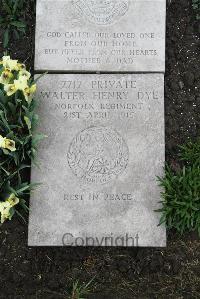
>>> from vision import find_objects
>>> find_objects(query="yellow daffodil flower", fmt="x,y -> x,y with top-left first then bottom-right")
23,84 -> 36,102
0,68 -> 13,85
4,138 -> 16,151
4,78 -> 29,96
14,77 -> 28,91
0,194 -> 19,223
19,70 -> 31,80
7,193 -> 20,207
2,56 -> 10,64
4,83 -> 17,96
2,56 -> 18,71
0,201 -> 11,223
17,63 -> 26,70
0,135 -> 16,151
30,84 -> 36,93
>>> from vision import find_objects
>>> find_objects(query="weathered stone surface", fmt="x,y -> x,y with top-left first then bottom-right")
28,74 -> 166,246
35,0 -> 166,72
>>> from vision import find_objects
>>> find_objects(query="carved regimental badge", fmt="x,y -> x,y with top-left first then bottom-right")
72,0 -> 129,25
67,126 -> 129,184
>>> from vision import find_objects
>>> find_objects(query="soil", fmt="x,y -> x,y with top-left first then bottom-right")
0,0 -> 200,298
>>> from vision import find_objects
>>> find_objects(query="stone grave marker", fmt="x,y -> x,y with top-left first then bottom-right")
29,0 -> 166,246
28,73 -> 166,246
35,0 -> 166,72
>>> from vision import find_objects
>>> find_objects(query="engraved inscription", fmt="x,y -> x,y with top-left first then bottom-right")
72,0 -> 129,25
67,126 -> 129,184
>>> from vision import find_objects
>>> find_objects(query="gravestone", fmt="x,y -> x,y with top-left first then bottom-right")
35,0 -> 166,72
28,73 -> 166,246
29,0 -> 166,246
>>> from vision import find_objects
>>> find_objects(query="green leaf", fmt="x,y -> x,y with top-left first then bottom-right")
3,28 -> 10,48
8,102 -> 16,114
13,29 -> 20,39
11,21 -> 26,28
13,0 -> 20,14
24,116 -> 32,130
2,0 -> 12,14
32,133 -> 46,146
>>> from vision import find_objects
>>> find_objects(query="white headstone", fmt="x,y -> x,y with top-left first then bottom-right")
28,73 -> 166,246
35,0 -> 166,72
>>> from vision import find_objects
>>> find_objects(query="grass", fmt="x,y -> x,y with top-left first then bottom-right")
67,278 -> 94,299
192,0 -> 200,19
179,139 -> 200,166
157,139 -> 200,235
